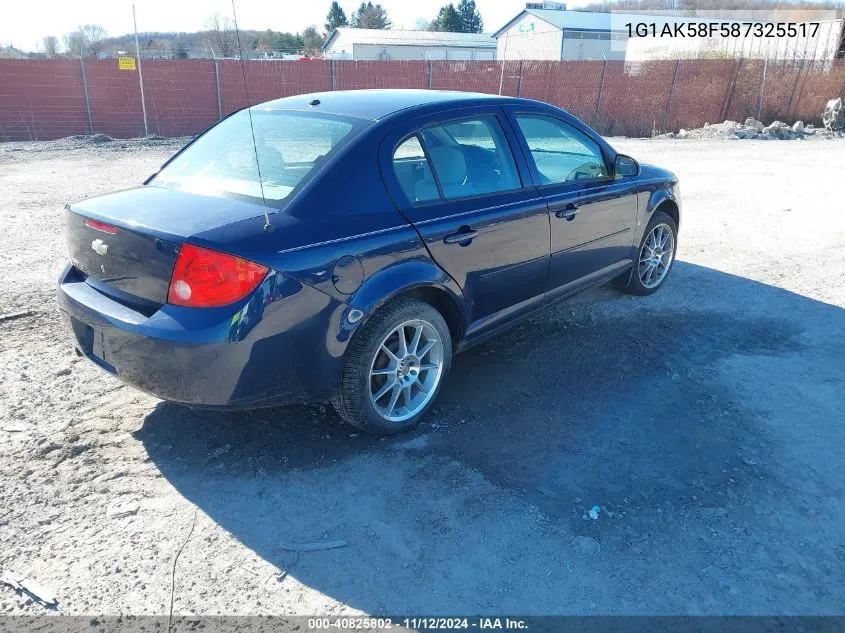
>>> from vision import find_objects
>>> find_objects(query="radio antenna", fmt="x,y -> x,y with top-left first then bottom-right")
231,0 -> 272,232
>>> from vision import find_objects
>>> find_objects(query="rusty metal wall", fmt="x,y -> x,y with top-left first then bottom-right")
1,58 -> 843,141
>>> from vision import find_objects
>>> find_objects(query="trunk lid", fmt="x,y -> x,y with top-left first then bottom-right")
66,186 -> 269,305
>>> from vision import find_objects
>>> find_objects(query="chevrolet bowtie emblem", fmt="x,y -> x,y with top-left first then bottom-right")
91,239 -> 109,256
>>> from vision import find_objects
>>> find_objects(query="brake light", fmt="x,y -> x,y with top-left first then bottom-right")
167,244 -> 269,308
85,218 -> 118,234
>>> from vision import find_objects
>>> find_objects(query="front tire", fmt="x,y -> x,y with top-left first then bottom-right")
615,211 -> 678,296
332,298 -> 452,435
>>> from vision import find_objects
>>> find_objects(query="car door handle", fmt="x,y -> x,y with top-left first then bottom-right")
554,203 -> 579,221
443,227 -> 479,245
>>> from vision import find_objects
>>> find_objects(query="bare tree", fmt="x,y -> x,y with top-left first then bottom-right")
43,36 -> 60,57
79,25 -> 107,57
63,31 -> 87,58
62,25 -> 107,58
204,13 -> 238,58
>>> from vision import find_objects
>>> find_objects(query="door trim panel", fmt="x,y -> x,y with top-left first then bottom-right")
464,290 -> 547,341
555,226 -> 632,255
460,259 -> 632,351
414,196 -> 546,226
545,259 -> 631,304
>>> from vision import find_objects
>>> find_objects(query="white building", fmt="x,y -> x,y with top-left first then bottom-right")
494,6 -> 633,61
322,28 -> 496,61
493,6 -> 725,61
494,4 -> 845,62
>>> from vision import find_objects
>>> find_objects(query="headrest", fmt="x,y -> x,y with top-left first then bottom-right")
414,179 -> 439,203
429,146 -> 466,185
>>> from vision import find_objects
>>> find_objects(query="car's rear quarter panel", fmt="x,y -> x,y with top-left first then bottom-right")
58,265 -> 357,408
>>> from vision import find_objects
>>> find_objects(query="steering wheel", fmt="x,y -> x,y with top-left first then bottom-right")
564,162 -> 603,182
256,144 -> 285,177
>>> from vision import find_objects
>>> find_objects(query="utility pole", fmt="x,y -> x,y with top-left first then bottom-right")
498,33 -> 509,96
133,5 -> 149,136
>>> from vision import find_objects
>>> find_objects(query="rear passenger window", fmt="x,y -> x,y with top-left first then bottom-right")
424,117 -> 521,199
393,135 -> 440,204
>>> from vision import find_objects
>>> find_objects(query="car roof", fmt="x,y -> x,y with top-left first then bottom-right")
256,89 -> 521,122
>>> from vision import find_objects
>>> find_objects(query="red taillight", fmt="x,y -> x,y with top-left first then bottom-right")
167,244 -> 269,308
85,218 -> 118,234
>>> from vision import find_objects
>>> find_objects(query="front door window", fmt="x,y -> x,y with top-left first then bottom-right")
515,114 -> 609,185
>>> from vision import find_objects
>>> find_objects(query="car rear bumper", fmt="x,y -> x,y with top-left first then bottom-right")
56,264 -> 362,408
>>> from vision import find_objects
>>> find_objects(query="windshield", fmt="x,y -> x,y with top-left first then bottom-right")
151,110 -> 362,204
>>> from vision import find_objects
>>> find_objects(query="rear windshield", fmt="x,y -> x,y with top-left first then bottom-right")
150,109 -> 362,204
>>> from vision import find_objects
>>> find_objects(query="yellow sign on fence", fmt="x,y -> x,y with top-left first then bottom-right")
118,57 -> 137,71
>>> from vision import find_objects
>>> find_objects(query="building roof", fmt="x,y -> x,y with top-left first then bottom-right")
259,89 -> 513,121
493,8 -> 728,37
323,28 -> 496,51
0,45 -> 28,59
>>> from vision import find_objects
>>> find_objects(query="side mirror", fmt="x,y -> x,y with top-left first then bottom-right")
615,154 -> 639,177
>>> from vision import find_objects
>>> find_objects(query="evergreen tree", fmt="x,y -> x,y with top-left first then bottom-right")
302,26 -> 324,56
456,0 -> 483,33
430,4 -> 461,32
325,2 -> 349,34
276,32 -> 305,54
350,2 -> 391,29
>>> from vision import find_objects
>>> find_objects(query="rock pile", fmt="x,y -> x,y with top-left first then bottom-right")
823,98 -> 843,132
659,118 -> 816,141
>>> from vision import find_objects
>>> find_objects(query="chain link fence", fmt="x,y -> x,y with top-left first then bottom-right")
1,57 -> 844,141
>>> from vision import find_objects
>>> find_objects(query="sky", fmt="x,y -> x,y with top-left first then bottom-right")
0,0 -> 585,52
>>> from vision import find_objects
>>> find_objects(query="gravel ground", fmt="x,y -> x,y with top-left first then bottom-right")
1,134 -> 844,617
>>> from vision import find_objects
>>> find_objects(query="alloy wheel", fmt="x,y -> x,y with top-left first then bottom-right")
639,223 -> 675,289
368,319 -> 444,423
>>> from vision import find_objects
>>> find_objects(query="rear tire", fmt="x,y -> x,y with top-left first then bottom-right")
615,211 -> 677,296
332,298 -> 452,435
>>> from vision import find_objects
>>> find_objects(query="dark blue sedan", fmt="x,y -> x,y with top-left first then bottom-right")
58,89 -> 680,435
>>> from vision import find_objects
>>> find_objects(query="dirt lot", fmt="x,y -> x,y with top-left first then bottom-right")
1,134 -> 844,617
